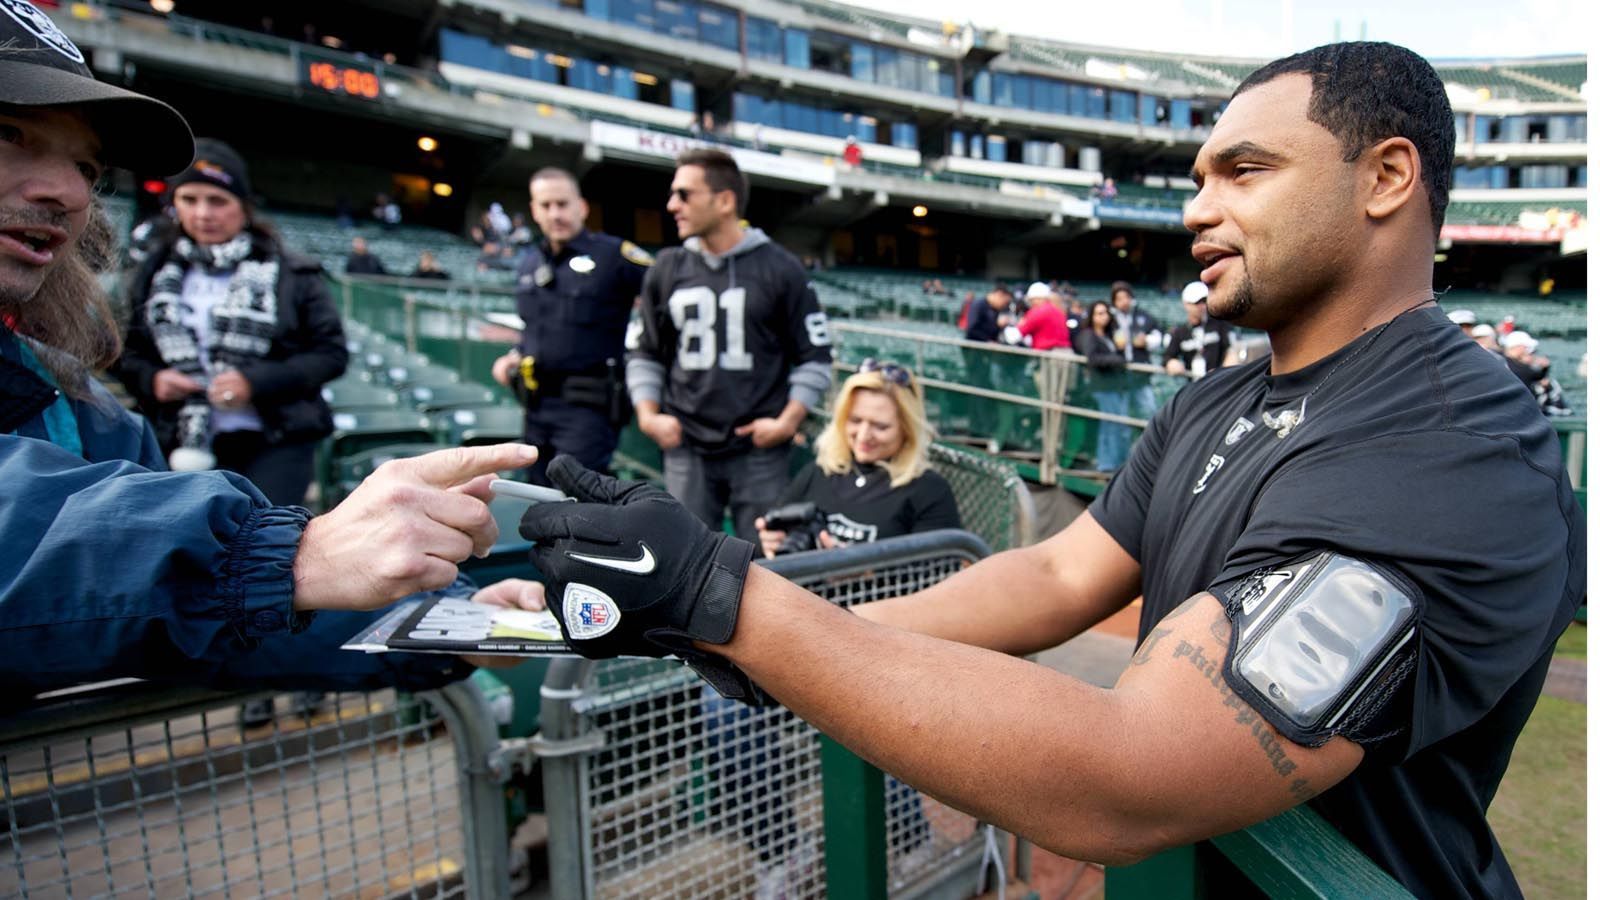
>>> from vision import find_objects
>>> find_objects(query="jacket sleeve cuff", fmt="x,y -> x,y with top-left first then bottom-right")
220,505 -> 316,640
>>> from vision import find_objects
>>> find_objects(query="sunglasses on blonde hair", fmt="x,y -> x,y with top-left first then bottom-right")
858,358 -> 911,386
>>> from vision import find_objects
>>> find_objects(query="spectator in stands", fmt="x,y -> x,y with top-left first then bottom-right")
1445,308 -> 1476,334
1095,176 -> 1118,200
1470,323 -> 1501,353
755,359 -> 960,557
0,2 -> 540,703
371,192 -> 401,229
628,148 -> 833,542
1498,314 -> 1516,337
1503,331 -> 1573,417
411,249 -> 450,280
962,286 -> 1020,453
117,139 -> 339,497
1073,300 -> 1132,471
512,44 -> 1583,899
492,167 -> 652,485
486,202 -> 513,242
1064,294 -> 1086,344
842,135 -> 864,168
476,241 -> 515,272
1109,280 -> 1161,450
1017,281 -> 1072,351
1164,281 -> 1234,377
343,235 -> 387,275
507,212 -> 533,247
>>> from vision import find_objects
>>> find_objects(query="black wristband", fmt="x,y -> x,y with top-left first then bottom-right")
687,536 -> 757,645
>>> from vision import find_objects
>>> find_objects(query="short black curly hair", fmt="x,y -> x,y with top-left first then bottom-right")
1235,42 -> 1455,235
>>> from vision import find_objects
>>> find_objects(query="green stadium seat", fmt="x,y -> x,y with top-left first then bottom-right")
404,382 -> 498,412
322,381 -> 400,411
326,442 -> 445,508
430,404 -> 526,446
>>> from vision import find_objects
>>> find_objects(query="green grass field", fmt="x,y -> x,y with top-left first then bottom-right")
1487,623 -> 1587,899
1555,621 -> 1586,659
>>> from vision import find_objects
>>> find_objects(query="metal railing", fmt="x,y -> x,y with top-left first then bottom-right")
330,277 -> 1587,505
831,320 -> 1190,486
1,680 -> 511,898
534,529 -> 1011,899
927,443 -> 1037,550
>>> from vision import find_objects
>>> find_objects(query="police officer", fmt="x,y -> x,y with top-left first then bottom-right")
491,168 -> 652,485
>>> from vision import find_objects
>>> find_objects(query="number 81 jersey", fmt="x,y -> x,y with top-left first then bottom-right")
627,231 -> 833,452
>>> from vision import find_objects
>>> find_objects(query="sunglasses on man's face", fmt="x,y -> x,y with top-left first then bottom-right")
670,187 -> 698,203
858,358 -> 911,386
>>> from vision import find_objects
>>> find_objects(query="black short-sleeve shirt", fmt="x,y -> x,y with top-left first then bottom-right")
1089,306 -> 1585,898
780,463 -> 961,543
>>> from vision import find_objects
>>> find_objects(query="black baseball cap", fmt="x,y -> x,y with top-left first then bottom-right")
0,0 -> 193,174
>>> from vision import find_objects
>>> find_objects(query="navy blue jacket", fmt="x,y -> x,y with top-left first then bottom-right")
516,229 -> 650,375
1,325 -> 467,704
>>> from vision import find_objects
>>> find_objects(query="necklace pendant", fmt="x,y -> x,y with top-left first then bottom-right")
855,475 -> 867,487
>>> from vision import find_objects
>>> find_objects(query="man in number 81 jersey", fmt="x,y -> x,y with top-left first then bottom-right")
627,149 -> 833,541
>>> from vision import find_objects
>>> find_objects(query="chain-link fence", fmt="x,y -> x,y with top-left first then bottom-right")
927,443 -> 1037,551
1,681 -> 509,899
537,529 -> 1005,900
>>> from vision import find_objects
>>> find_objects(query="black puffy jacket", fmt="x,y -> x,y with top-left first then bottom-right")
115,235 -> 347,452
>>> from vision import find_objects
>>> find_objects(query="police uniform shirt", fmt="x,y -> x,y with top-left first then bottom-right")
1089,305 -> 1584,898
516,230 -> 651,375
777,464 -> 961,544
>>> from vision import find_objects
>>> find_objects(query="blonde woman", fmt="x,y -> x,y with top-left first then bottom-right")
756,359 -> 960,558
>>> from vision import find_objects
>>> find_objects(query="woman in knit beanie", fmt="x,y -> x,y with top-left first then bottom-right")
114,138 -> 347,503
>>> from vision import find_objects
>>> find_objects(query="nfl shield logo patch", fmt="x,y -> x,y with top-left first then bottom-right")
563,583 -> 621,639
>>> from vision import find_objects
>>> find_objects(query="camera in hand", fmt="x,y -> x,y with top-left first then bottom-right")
762,501 -> 831,555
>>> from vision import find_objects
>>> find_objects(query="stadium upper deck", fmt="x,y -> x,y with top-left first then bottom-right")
48,0 -> 1587,282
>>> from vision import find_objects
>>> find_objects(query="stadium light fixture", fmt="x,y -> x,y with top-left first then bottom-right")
546,53 -> 573,68
433,183 -> 454,197
633,72 -> 659,86
507,45 -> 537,60
417,136 -> 439,152
912,205 -> 929,218
149,0 -> 175,12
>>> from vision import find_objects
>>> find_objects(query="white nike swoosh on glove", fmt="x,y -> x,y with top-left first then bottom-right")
566,543 -> 657,575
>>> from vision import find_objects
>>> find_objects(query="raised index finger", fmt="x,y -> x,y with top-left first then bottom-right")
402,443 -> 539,488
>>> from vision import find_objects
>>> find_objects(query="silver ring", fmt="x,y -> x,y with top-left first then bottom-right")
223,391 -> 236,402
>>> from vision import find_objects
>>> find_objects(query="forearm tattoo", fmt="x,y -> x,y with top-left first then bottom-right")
1129,599 -> 1318,803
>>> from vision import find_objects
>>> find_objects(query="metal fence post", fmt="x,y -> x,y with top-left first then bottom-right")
536,658 -> 600,900
821,736 -> 889,900
422,680 -> 513,900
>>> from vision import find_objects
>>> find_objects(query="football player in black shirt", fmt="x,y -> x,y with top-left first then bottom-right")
522,43 -> 1582,898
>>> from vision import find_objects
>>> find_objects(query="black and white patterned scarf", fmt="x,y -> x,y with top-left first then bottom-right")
145,233 -> 279,469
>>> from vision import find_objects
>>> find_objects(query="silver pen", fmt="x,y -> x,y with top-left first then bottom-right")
489,479 -> 574,505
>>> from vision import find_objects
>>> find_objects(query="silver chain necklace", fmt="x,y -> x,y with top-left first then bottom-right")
1261,297 -> 1435,439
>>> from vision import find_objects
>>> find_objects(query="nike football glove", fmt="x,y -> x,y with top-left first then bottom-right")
519,455 -> 766,703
